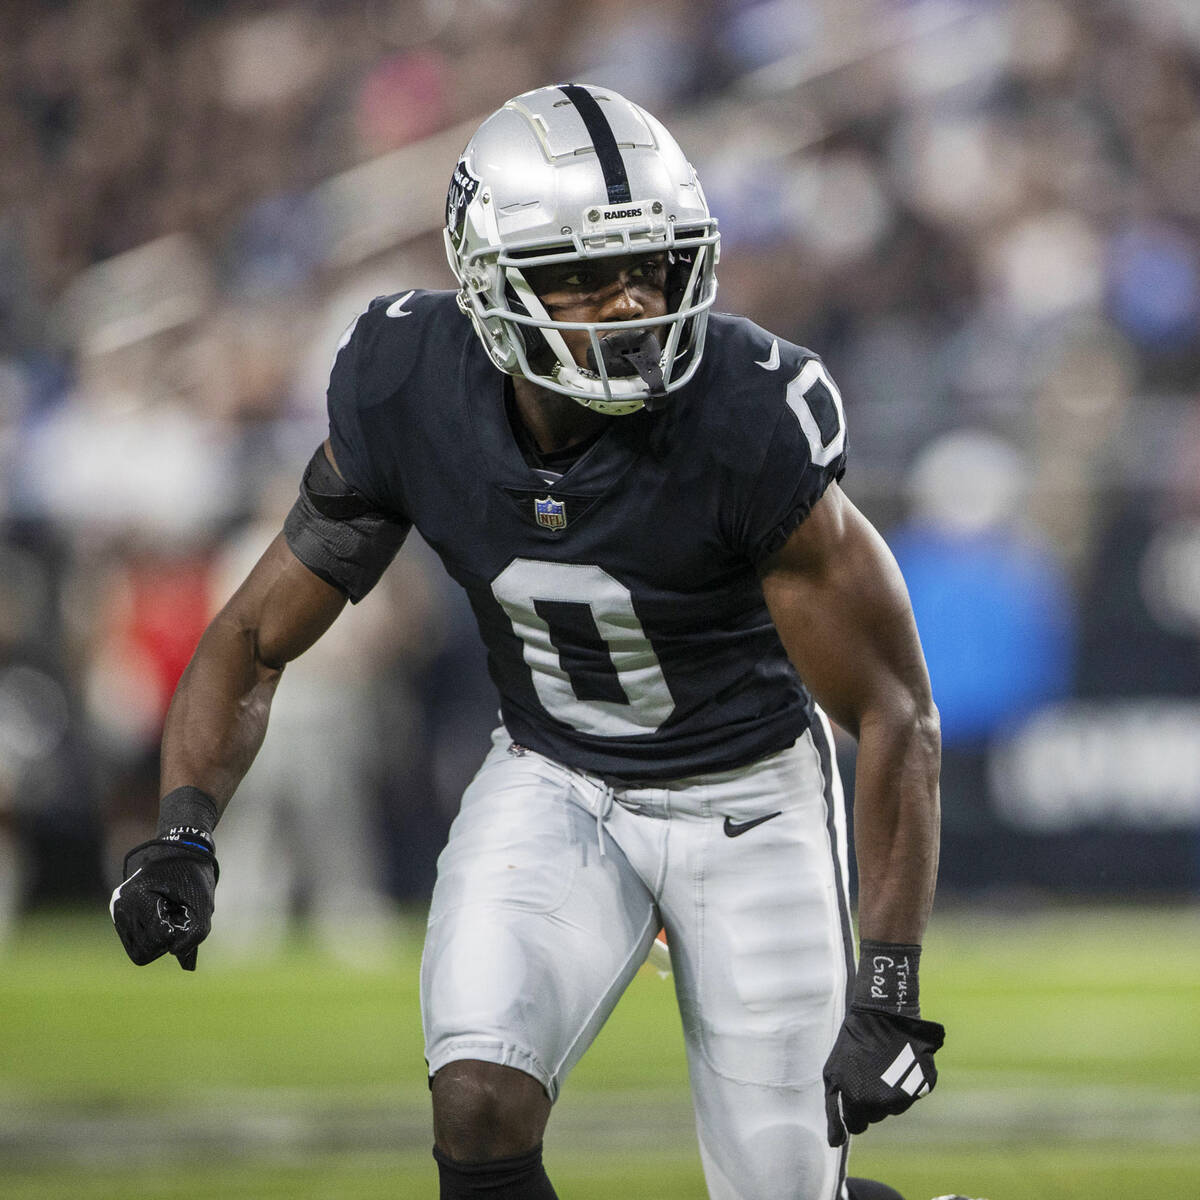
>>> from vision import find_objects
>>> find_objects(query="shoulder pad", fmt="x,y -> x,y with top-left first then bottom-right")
329,288 -> 464,413
703,312 -> 820,394
693,313 -> 842,457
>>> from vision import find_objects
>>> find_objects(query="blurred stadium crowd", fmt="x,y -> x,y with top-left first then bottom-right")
1,0 -> 1199,947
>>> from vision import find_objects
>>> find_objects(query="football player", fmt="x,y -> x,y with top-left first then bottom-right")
112,84 -> 948,1200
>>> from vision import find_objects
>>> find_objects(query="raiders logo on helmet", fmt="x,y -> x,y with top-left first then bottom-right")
446,160 -> 481,252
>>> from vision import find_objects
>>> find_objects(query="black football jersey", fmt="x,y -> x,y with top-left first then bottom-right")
321,289 -> 847,780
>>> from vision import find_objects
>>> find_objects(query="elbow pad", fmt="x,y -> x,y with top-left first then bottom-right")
283,446 -> 410,603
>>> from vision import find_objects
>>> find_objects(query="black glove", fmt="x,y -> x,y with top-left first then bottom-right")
110,787 -> 220,971
823,940 -> 945,1146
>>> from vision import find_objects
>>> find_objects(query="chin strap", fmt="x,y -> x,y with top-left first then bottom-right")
588,330 -> 668,409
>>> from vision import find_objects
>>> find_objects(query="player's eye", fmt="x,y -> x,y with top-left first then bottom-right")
628,257 -> 666,282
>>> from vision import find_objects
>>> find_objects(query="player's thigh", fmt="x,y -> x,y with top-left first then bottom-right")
665,730 -> 851,1197
668,730 -> 850,1087
421,740 -> 657,1099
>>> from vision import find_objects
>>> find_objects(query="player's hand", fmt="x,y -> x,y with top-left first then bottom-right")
109,836 -> 218,971
823,1006 -> 945,1146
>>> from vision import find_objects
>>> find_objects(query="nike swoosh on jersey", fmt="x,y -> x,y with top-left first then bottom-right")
722,811 -> 783,837
109,867 -> 143,920
386,290 -> 417,318
755,339 -> 780,370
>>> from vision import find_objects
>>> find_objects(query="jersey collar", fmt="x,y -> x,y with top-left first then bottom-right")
462,335 -> 653,496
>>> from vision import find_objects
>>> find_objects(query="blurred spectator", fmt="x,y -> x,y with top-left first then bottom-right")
354,48 -> 449,154
563,0 -> 710,110
1024,316 -> 1137,576
887,430 -> 1076,746
1077,406 -> 1200,699
76,541 -> 217,883
0,539 -> 82,941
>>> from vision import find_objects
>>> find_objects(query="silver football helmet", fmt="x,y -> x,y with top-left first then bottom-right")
444,83 -> 720,415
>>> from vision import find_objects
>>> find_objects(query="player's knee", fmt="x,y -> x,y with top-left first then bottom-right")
431,1060 -> 551,1161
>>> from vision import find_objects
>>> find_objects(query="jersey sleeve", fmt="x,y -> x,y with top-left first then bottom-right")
326,295 -> 402,513
734,354 -> 848,565
284,296 -> 417,602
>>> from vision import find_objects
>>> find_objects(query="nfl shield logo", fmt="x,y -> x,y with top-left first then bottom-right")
534,495 -> 567,530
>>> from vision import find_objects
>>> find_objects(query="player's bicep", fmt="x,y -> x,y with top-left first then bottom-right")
217,532 -> 348,670
759,483 -> 932,737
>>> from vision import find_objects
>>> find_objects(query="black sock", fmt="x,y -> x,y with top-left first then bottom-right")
846,1178 -> 906,1200
433,1144 -> 558,1199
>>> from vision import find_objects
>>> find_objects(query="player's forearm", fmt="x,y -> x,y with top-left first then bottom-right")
159,610 -> 284,812
850,698 -> 941,945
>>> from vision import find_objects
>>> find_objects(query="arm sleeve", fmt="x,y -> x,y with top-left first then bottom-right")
283,445 -> 410,604
735,355 -> 848,565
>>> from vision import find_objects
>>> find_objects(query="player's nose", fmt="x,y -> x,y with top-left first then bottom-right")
599,276 -> 644,319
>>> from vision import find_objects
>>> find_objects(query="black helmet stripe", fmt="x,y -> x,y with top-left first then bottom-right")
558,84 -> 632,205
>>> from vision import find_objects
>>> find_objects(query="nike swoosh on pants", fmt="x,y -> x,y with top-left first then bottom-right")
722,811 -> 783,837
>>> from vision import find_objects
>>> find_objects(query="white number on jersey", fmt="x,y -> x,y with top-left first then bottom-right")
491,559 -> 676,737
786,359 -> 846,467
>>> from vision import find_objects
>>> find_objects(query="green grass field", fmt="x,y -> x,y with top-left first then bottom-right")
1,904 -> 1197,1199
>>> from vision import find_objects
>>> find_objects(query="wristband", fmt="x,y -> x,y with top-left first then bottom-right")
853,939 -> 922,1016
156,786 -> 219,852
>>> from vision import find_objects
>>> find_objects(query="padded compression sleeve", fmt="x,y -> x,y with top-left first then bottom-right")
283,445 -> 411,603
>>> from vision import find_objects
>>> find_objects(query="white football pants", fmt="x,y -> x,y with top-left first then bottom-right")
421,713 -> 854,1199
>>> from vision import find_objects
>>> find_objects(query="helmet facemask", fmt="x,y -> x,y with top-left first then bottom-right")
452,227 -> 718,416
